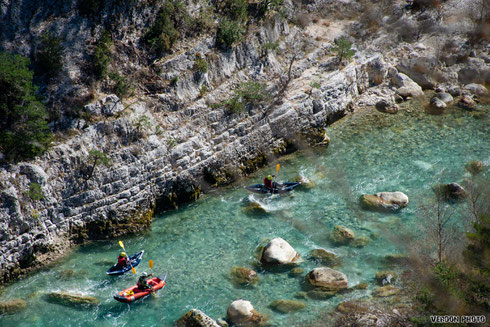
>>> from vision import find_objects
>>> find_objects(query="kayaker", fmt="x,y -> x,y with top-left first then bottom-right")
264,175 -> 275,190
117,252 -> 129,268
137,272 -> 153,290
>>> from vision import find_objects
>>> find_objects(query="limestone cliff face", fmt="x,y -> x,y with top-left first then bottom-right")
1,0 -> 489,285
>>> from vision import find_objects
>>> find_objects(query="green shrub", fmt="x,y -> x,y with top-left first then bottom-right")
224,81 -> 269,114
310,81 -> 321,89
199,84 -> 208,97
169,76 -> 179,87
92,31 -> 112,79
143,0 -> 190,55
78,0 -> 106,17
216,18 -> 244,49
331,37 -> 355,64
224,95 -> 245,114
35,32 -> 63,79
222,0 -> 248,22
109,72 -> 132,98
84,149 -> 110,180
237,81 -> 269,105
0,52 -> 52,162
193,54 -> 208,73
27,182 -> 44,201
191,5 -> 215,35
257,0 -> 285,18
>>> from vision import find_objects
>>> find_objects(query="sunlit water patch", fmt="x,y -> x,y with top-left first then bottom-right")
1,102 -> 488,326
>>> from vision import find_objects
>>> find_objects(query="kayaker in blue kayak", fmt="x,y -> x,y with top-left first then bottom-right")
264,175 -> 277,191
137,272 -> 153,290
117,252 -> 129,268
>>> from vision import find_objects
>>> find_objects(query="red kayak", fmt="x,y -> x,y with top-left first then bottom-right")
114,274 -> 167,303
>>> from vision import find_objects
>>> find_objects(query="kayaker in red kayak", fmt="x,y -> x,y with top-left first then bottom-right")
137,272 -> 153,290
117,252 -> 129,268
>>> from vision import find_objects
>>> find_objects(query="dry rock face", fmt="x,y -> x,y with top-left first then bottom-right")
361,192 -> 409,211
261,237 -> 300,264
307,267 -> 348,292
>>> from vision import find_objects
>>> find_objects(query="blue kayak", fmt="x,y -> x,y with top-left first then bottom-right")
245,182 -> 301,194
106,250 -> 144,275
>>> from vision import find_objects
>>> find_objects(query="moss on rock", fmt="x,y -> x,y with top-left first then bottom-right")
331,226 -> 355,245
48,291 -> 99,307
230,267 -> 259,285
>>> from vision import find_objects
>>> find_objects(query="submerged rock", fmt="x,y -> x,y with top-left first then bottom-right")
289,267 -> 305,277
331,226 -> 355,245
269,299 -> 306,313
230,267 -> 259,285
337,300 -> 370,314
353,283 -> 368,290
434,183 -> 467,201
57,269 -> 75,280
309,248 -> 340,265
261,238 -> 300,265
373,285 -> 401,297
226,300 -> 264,326
375,271 -> 397,285
307,267 -> 348,292
176,309 -> 220,327
351,236 -> 370,248
307,289 -> 336,300
48,291 -> 99,307
361,192 -> 409,211
466,160 -> 485,175
384,254 -> 410,265
242,202 -> 267,215
0,299 -> 27,314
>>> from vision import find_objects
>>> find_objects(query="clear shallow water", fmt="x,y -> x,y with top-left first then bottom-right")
1,102 -> 488,326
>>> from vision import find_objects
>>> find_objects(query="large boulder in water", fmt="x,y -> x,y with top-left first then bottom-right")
242,201 -> 267,215
361,192 -> 409,211
176,309 -> 221,327
434,183 -> 466,201
392,72 -> 424,98
307,267 -> 348,292
226,300 -> 264,326
0,299 -> 27,314
230,267 -> 259,286
48,291 -> 99,307
261,238 -> 300,265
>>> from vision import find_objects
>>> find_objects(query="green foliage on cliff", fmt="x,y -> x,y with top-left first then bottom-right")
27,182 -> 44,201
331,37 -> 355,64
34,32 -> 63,79
216,18 -> 244,49
143,0 -> 188,55
78,0 -> 106,17
92,31 -> 112,80
0,52 -> 52,162
109,72 -> 132,98
224,81 -> 269,114
193,54 -> 208,73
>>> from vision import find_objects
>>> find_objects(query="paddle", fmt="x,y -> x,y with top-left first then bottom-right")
118,240 -> 136,274
273,163 -> 280,192
149,260 -> 156,296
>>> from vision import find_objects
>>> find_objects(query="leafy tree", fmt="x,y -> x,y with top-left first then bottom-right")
92,31 -> 112,79
84,149 -> 110,181
216,18 -> 244,49
331,37 -> 355,65
0,52 -> 52,162
35,32 -> 63,79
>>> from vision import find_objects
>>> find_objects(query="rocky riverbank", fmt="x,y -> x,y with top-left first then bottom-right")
1,0 -> 489,287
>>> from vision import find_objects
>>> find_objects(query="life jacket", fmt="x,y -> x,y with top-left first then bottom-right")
118,256 -> 128,266
264,177 -> 273,189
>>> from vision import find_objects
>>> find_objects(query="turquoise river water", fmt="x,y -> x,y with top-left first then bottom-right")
0,100 -> 488,326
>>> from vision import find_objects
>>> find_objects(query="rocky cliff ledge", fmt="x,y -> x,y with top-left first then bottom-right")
1,0 -> 488,285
